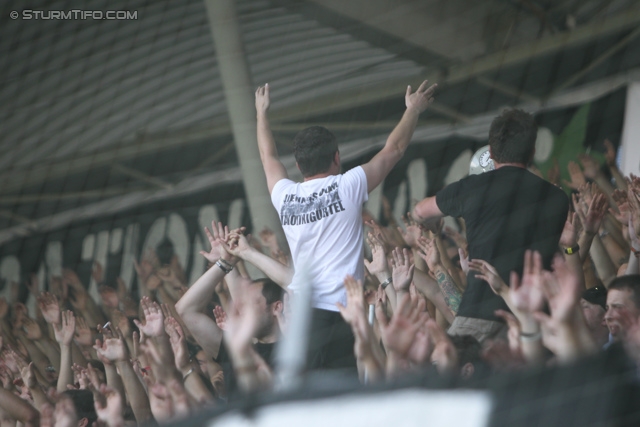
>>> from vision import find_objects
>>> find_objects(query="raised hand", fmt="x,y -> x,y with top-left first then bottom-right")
559,212 -> 579,248
578,153 -> 601,180
94,384 -> 125,427
74,316 -> 93,347
54,310 -> 76,346
580,192 -> 608,235
531,255 -> 595,360
255,84 -> 271,114
133,257 -> 155,284
213,306 -> 227,331
223,278 -> 259,355
19,361 -> 37,389
62,268 -> 83,293
364,233 -> 389,276
547,159 -> 560,186
509,250 -> 545,315
405,80 -> 437,113
259,227 -> 280,254
94,331 -> 129,363
399,213 -> 423,248
133,297 -> 165,338
563,161 -> 586,190
494,309 -> 522,355
391,248 -> 414,293
37,292 -> 61,325
443,225 -> 469,253
219,230 -> 251,259
336,275 -> 366,325
468,258 -> 507,296
378,294 -> 428,358
22,317 -> 42,340
416,236 -> 440,272
200,221 -> 240,264
164,317 -> 190,372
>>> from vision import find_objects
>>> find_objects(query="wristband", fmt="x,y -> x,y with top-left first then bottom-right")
632,247 -> 640,258
380,277 -> 392,289
216,260 -> 233,274
564,244 -> 580,255
182,368 -> 194,380
218,258 -> 234,268
519,331 -> 542,341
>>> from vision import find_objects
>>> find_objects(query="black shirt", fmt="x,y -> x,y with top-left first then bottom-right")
436,166 -> 569,321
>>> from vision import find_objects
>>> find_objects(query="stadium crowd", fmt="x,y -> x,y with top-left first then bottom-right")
1,80 -> 640,427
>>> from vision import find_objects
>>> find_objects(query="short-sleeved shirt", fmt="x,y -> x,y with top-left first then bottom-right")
271,166 -> 369,311
436,166 -> 569,321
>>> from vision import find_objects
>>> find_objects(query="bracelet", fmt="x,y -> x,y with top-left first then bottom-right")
564,244 -> 580,255
599,230 -> 609,239
380,277 -> 392,289
218,258 -> 233,268
519,331 -> 542,341
631,247 -> 640,258
182,368 -> 194,380
215,260 -> 233,274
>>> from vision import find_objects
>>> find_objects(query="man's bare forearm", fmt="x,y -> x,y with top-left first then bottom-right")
257,112 -> 278,161
238,247 -> 293,289
589,235 -> 617,283
385,107 -> 421,156
116,360 -> 152,423
433,265 -> 461,314
412,268 -> 455,323
175,264 -> 225,315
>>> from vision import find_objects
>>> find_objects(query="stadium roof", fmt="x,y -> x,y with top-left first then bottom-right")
1,0 -> 640,244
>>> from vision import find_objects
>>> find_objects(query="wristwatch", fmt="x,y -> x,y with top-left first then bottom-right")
564,244 -> 580,255
380,277 -> 393,289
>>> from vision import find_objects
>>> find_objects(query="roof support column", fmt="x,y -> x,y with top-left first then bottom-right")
204,0 -> 285,243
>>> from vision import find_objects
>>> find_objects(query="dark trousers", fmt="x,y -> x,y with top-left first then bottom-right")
307,308 -> 357,370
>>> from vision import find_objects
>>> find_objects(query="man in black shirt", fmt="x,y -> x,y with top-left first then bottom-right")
413,109 -> 569,341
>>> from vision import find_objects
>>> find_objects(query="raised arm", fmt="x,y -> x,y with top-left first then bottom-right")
361,80 -> 437,193
224,232 -> 293,289
175,222 -> 230,359
256,84 -> 288,193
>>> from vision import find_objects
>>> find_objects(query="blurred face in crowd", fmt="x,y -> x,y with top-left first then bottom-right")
580,299 -> 609,347
54,396 -> 85,427
605,288 -> 640,340
249,281 -> 283,341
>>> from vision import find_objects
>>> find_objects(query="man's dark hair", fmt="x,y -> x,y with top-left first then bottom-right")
61,389 -> 98,425
256,278 -> 284,305
450,334 -> 482,366
608,275 -> 640,309
293,126 -> 338,177
488,109 -> 537,165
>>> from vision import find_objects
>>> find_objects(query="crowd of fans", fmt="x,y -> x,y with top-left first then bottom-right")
1,126 -> 640,424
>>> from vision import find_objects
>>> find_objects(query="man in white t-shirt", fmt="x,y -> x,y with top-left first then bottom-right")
255,81 -> 437,369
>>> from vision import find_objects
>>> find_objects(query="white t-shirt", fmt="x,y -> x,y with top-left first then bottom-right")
271,166 -> 369,311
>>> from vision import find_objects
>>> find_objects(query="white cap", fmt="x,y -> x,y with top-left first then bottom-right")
469,145 -> 495,175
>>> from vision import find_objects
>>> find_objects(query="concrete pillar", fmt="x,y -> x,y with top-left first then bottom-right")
204,0 -> 285,244
620,82 -> 640,177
